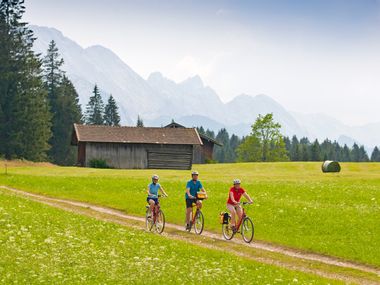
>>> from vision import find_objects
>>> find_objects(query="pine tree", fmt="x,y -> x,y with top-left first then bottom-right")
290,135 -> 300,161
351,143 -> 360,162
104,95 -> 120,126
43,40 -> 64,104
310,139 -> 321,161
136,115 -> 144,127
85,84 -> 104,125
42,40 -> 82,164
213,128 -> 234,162
205,129 -> 215,139
49,76 -> 82,165
358,145 -> 369,162
371,146 -> 380,162
342,144 -> 351,162
0,0 -> 51,160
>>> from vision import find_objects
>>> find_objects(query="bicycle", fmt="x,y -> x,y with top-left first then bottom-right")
145,194 -> 166,234
186,193 -> 206,234
222,202 -> 254,243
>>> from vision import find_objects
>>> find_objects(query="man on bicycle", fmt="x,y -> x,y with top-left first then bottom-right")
227,179 -> 253,233
147,174 -> 168,216
185,171 -> 207,230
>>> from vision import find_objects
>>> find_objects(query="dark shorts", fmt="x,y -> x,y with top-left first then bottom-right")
186,198 -> 199,208
147,197 -> 159,205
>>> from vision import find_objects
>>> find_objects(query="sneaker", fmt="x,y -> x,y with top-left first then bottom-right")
231,226 -> 237,233
185,224 -> 190,230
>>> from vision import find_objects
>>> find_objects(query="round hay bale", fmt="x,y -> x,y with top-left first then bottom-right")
322,160 -> 341,173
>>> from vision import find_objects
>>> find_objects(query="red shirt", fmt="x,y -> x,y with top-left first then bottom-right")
227,187 -> 246,205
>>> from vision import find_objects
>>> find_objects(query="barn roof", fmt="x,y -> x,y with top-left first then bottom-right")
72,124 -> 203,145
164,122 -> 222,146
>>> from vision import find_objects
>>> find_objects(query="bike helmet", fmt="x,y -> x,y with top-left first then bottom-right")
152,174 -> 159,180
191,171 -> 199,176
233,178 -> 241,185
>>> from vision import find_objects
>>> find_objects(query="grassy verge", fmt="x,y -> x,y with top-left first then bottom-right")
1,162 -> 379,267
0,190 -> 337,284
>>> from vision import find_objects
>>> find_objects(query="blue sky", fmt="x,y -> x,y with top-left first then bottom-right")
24,0 -> 380,125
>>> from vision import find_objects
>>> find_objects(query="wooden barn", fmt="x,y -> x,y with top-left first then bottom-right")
165,122 -> 222,163
71,124 -> 203,169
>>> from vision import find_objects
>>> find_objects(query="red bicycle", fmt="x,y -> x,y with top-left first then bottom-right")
222,202 -> 254,243
145,195 -> 166,234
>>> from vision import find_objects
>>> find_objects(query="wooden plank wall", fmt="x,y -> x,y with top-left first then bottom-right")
84,142 -> 193,169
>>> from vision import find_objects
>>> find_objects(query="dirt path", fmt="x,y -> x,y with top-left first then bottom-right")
1,185 -> 379,284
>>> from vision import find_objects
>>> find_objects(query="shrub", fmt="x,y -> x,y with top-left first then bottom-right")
89,158 -> 110,169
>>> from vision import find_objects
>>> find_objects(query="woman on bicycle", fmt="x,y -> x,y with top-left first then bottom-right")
227,179 -> 253,232
147,174 -> 168,216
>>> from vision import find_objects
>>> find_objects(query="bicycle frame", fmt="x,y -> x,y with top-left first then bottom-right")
232,203 -> 249,231
148,195 -> 164,223
191,200 -> 201,224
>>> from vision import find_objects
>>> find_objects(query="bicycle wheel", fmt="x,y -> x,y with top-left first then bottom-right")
241,217 -> 254,243
145,209 -> 154,231
194,210 -> 204,235
155,210 -> 165,234
222,216 -> 234,240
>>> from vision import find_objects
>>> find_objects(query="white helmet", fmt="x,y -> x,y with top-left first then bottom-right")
191,171 -> 199,176
152,174 -> 159,180
233,179 -> 241,185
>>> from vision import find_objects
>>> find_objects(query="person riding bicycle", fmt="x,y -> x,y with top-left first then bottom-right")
147,174 -> 168,216
185,171 -> 207,230
227,179 -> 253,233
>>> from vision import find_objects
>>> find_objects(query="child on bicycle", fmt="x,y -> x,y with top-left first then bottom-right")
185,171 -> 207,230
227,179 -> 253,232
147,174 -> 168,216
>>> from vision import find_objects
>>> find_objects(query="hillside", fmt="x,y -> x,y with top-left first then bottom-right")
31,25 -> 380,148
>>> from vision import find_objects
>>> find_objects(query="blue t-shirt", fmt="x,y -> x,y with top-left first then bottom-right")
148,183 -> 161,198
185,180 -> 203,199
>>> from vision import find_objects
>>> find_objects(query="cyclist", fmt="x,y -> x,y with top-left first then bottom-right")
185,171 -> 207,230
227,179 -> 253,233
147,174 -> 168,216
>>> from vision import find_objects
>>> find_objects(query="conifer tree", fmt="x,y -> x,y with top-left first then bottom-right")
371,146 -> 380,162
50,76 -> 82,165
358,145 -> 369,162
85,84 -> 104,125
43,40 -> 64,104
104,95 -> 120,126
136,115 -> 144,127
310,139 -> 321,161
351,143 -> 360,162
42,41 -> 82,164
213,128 -> 235,162
0,0 -> 51,160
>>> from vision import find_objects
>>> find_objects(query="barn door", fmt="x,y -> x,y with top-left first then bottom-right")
147,150 -> 192,170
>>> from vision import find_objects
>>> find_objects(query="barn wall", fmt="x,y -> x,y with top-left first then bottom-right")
202,140 -> 215,161
84,142 -> 193,169
77,142 -> 86,166
193,139 -> 215,164
193,145 -> 204,164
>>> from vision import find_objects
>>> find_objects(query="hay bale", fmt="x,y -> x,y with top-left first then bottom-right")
322,160 -> 341,173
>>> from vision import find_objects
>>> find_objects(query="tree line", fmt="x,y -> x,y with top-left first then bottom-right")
0,0 -> 122,165
197,114 -> 380,163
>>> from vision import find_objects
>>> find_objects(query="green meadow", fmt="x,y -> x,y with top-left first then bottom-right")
1,162 -> 379,267
0,189 -> 337,284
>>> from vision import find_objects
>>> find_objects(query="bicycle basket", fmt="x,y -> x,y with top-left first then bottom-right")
223,212 -> 230,224
196,192 -> 207,200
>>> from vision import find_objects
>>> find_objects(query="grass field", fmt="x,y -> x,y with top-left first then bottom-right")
1,161 -> 379,267
0,189 -> 337,284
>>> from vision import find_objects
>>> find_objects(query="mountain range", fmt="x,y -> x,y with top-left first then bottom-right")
31,25 -> 380,150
